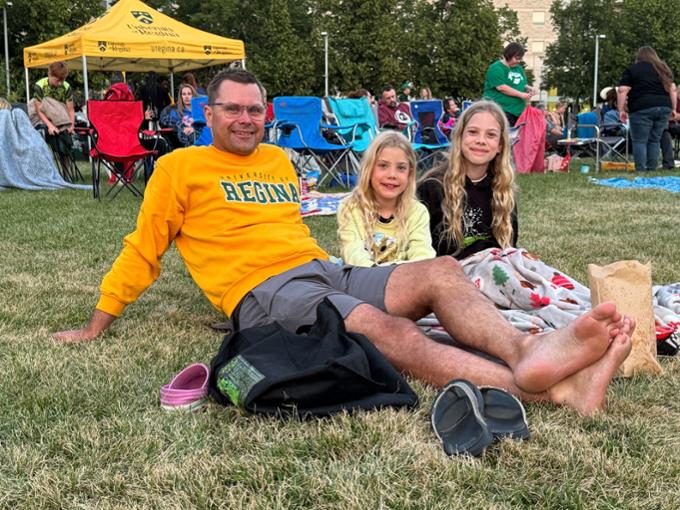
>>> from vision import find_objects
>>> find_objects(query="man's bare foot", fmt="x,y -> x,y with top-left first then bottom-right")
513,302 -> 630,393
548,322 -> 633,415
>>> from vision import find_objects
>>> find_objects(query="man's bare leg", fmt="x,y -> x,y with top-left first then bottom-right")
382,257 -> 630,393
345,303 -> 532,393
344,304 -> 633,415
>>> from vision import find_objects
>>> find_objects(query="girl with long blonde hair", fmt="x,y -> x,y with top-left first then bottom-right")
418,100 -> 517,259
337,131 -> 436,266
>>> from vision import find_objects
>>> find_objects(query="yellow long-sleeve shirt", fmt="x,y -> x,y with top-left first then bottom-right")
337,199 -> 436,267
96,144 -> 328,318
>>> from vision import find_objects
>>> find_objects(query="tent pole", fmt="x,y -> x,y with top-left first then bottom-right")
82,55 -> 89,103
82,55 -> 92,166
241,59 -> 246,70
24,67 -> 29,102
170,72 -> 174,97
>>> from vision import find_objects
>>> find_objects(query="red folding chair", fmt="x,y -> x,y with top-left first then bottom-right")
87,100 -> 157,199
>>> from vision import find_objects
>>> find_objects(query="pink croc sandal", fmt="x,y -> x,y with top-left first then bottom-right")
160,363 -> 210,412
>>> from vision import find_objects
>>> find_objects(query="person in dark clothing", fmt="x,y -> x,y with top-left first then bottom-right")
418,100 -> 517,259
617,46 -> 677,171
135,71 -> 171,125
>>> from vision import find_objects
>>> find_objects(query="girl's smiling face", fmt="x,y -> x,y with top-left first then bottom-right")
370,146 -> 411,207
461,111 -> 502,174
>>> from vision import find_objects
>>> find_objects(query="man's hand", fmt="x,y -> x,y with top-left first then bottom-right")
53,310 -> 117,343
67,123 -> 76,134
47,123 -> 60,136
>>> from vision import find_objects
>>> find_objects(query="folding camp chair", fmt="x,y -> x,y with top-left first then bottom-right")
558,112 -> 602,170
190,96 -> 213,146
86,100 -> 157,200
33,122 -> 84,183
593,108 -> 629,164
325,97 -> 378,155
46,131 -> 84,182
273,96 -> 357,187
409,100 -> 450,169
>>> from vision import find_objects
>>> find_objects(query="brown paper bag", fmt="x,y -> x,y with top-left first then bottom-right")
588,260 -> 662,377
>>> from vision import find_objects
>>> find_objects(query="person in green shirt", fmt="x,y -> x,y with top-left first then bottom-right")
483,42 -> 537,126
32,61 -> 75,135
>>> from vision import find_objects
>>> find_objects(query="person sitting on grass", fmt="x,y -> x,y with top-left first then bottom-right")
418,101 -> 517,259
54,68 -> 634,416
416,100 -> 598,336
337,131 -> 436,266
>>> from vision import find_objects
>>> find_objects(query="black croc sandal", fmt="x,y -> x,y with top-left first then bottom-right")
479,386 -> 530,441
431,379 -> 493,457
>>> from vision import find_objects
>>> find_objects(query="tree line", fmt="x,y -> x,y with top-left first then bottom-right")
543,0 -> 680,105
4,0 -> 678,104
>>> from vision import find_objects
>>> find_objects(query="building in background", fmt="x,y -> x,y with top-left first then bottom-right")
493,0 -> 557,102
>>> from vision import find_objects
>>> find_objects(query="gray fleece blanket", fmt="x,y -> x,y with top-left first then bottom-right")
0,109 -> 90,191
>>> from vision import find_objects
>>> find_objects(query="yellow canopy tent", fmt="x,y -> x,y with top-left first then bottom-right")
22,0 -> 246,101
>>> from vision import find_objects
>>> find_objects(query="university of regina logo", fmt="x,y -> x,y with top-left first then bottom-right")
131,10 -> 153,24
203,45 -> 212,55
98,41 -> 107,52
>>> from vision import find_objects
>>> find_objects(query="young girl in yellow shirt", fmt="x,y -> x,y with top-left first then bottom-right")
337,131 -> 435,266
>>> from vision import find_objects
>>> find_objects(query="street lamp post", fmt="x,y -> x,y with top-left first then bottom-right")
593,34 -> 606,109
3,1 -> 12,97
321,31 -> 328,97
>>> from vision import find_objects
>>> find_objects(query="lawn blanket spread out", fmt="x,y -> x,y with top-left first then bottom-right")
592,176 -> 680,193
417,247 -> 680,345
0,109 -> 90,191
300,191 -> 350,217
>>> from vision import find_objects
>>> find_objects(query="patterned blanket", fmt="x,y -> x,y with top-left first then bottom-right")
300,191 -> 350,217
0,109 -> 90,191
419,247 -> 680,341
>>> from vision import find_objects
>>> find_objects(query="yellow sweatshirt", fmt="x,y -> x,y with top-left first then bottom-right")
337,199 -> 436,267
96,144 -> 328,318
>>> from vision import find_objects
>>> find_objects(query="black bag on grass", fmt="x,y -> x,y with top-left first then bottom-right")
208,299 -> 418,417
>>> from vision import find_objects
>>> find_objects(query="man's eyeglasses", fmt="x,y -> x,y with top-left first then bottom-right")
209,102 -> 267,119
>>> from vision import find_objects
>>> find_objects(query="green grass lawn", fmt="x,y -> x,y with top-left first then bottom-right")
1,166 -> 680,509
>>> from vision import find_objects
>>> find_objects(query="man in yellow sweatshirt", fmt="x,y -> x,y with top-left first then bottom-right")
54,69 -> 635,415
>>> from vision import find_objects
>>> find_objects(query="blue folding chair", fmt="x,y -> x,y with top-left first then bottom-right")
325,97 -> 378,155
409,100 -> 450,169
190,96 -> 212,146
273,96 -> 357,186
558,111 -> 604,170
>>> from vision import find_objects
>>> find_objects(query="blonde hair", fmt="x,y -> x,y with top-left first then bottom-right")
0,98 -> 11,110
341,131 -> 417,247
420,100 -> 516,255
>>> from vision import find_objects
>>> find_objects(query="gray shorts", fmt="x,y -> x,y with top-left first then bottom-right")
236,259 -> 396,332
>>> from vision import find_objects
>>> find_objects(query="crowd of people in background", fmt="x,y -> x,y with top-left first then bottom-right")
7,40 -> 680,177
